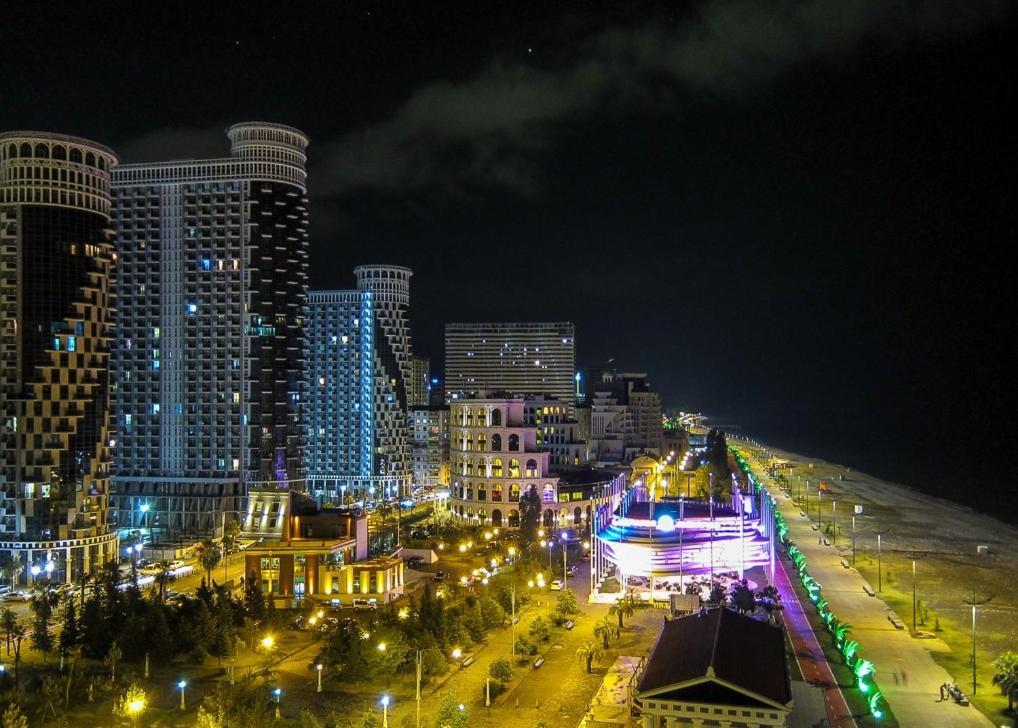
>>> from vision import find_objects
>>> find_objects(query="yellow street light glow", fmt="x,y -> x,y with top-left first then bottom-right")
538,529 -> 545,537
261,635 -> 275,650
490,558 -> 498,568
507,546 -> 517,556
377,642 -> 387,652
308,616 -> 318,626
452,648 -> 462,659
317,610 -> 324,618
127,698 -> 146,715
527,580 -> 535,588
481,578 -> 489,585
438,543 -> 445,550
460,576 -> 468,585
458,544 -> 467,553
398,607 -> 410,619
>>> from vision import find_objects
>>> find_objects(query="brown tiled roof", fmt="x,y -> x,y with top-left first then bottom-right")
637,607 -> 791,706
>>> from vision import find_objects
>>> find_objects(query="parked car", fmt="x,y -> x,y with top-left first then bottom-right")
405,556 -> 425,568
352,598 -> 378,611
550,580 -> 563,591
433,571 -> 447,581
1,591 -> 31,602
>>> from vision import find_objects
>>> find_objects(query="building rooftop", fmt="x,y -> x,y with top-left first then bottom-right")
637,607 -> 791,708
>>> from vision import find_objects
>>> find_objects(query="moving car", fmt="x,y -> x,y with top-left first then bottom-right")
550,580 -> 563,591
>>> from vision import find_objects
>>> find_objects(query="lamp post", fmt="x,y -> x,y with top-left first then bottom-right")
380,694 -> 390,728
963,592 -> 992,695
851,515 -> 856,566
316,663 -> 323,693
875,531 -> 889,592
177,680 -> 187,711
912,558 -> 917,632
273,688 -> 282,720
831,500 -> 837,545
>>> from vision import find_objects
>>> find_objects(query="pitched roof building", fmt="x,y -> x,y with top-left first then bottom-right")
634,607 -> 793,727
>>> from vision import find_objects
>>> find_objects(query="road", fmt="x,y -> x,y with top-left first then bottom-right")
737,445 -> 992,728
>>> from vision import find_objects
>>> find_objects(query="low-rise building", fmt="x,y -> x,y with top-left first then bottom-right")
634,607 -> 793,727
240,490 -> 404,605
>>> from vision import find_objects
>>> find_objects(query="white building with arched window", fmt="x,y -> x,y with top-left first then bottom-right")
448,393 -> 626,531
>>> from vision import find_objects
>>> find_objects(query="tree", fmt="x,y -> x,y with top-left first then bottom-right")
1,555 -> 23,592
105,641 -> 122,683
153,560 -> 174,601
0,703 -> 27,728
528,616 -> 550,643
593,616 -> 619,650
478,596 -> 506,630
196,539 -> 221,579
709,581 -> 727,605
518,486 -> 542,554
30,591 -> 55,660
731,581 -> 756,614
576,640 -> 604,673
59,597 -> 80,656
112,682 -> 147,726
64,644 -> 82,708
992,650 -> 1018,712
1,607 -> 16,656
609,597 -> 634,629
489,656 -> 514,683
433,692 -> 468,728
11,621 -> 27,691
555,589 -> 579,615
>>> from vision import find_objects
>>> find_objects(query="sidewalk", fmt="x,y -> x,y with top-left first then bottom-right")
741,448 -> 992,728
773,547 -> 855,727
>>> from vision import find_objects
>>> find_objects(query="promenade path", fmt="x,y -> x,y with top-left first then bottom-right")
773,548 -> 855,727
737,446 -> 992,728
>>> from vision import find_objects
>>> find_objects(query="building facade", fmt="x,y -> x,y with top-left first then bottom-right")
0,132 -> 120,583
110,122 -> 310,541
448,393 -> 624,531
409,354 -> 429,407
305,266 -> 413,504
410,405 -> 449,490
581,370 -> 664,463
444,322 -> 576,409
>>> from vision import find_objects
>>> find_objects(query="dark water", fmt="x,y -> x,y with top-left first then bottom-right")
713,408 -> 1015,525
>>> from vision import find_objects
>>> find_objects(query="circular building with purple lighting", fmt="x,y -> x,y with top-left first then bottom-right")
590,492 -> 778,602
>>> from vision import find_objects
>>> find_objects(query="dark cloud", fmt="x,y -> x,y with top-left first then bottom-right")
312,0 -> 1008,196
118,1 -> 1008,193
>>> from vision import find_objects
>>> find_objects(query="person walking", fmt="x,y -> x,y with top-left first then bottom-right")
901,669 -> 909,687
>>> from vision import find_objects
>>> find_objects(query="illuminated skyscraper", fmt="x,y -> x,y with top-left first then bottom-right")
0,132 -> 120,583
110,123 -> 310,539
306,266 -> 413,503
444,322 -> 576,409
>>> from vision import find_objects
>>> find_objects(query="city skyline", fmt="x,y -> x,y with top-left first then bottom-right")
3,3 -> 1012,511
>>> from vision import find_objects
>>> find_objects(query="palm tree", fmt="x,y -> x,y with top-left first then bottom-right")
610,597 -> 635,629
593,616 -> 620,650
993,651 -> 1018,712
576,640 -> 604,673
153,560 -> 174,601
196,538 -> 221,579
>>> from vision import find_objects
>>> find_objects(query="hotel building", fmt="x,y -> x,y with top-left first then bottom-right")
0,132 -> 120,583
448,393 -> 624,531
305,266 -> 413,504
109,122 -> 310,540
444,322 -> 576,409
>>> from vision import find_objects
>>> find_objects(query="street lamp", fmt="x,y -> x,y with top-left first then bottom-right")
261,635 -> 275,650
273,688 -> 282,719
963,592 -> 992,695
316,663 -> 323,693
177,680 -> 187,711
380,694 -> 390,728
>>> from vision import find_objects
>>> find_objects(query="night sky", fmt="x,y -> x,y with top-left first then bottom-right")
3,1 -> 1015,515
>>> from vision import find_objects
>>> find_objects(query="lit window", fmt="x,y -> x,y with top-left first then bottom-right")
186,302 -> 198,315
152,403 -> 160,415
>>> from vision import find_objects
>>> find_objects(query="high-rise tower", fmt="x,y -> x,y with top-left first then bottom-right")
306,265 -> 413,503
110,123 -> 310,540
0,132 -> 120,583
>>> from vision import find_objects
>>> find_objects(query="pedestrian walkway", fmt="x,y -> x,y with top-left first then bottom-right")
773,548 -> 855,727
741,449 -> 993,728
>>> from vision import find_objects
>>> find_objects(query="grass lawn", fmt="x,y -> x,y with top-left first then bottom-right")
856,556 -> 1014,726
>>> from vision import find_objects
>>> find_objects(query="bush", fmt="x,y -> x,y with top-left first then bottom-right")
529,616 -> 550,642
514,636 -> 537,657
555,590 -> 579,615
489,656 -> 515,683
